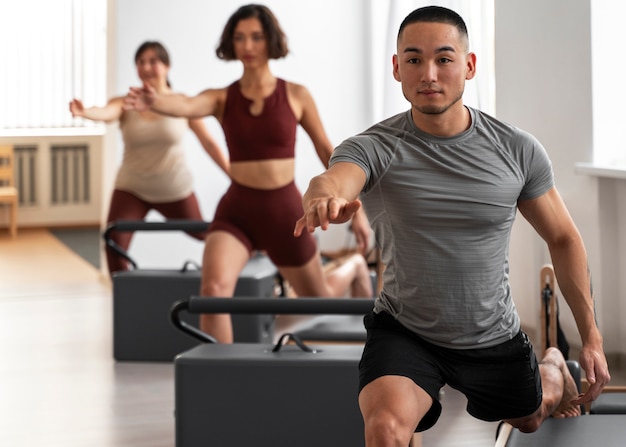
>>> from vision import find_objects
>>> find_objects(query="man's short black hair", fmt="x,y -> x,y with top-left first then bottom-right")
398,5 -> 469,49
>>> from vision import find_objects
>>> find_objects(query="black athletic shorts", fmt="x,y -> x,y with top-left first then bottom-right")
358,311 -> 542,432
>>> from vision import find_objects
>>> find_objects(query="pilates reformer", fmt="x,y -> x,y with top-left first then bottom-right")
171,296 -> 373,447
494,264 -> 626,447
170,295 -> 424,447
104,219 -> 279,361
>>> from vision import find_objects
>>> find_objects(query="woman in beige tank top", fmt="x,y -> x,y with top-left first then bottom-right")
69,41 -> 230,275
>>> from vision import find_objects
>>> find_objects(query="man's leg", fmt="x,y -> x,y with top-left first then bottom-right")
506,347 -> 580,433
359,375 -> 431,447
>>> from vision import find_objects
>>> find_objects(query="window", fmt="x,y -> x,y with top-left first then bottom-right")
590,1 -> 626,167
0,0 -> 107,131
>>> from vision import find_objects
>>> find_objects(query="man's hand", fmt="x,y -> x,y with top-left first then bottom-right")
294,197 -> 362,237
571,343 -> 611,405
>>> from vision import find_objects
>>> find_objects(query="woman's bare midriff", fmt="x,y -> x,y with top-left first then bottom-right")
229,158 -> 296,190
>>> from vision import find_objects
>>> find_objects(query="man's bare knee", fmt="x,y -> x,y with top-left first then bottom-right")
364,409 -> 414,446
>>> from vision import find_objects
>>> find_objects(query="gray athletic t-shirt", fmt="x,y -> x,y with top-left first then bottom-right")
330,107 -> 554,349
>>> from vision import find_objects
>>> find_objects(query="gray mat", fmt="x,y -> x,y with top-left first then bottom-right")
51,227 -> 101,269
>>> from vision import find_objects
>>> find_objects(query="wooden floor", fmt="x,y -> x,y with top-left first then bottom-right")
0,228 -> 505,446
0,229 -> 175,447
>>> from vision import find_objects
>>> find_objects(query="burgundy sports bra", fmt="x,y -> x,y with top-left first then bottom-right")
222,78 -> 298,162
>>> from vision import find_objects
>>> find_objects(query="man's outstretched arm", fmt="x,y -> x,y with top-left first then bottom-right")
294,161 -> 367,236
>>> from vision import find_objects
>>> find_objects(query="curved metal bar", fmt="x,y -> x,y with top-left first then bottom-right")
102,220 -> 210,270
169,299 -> 218,344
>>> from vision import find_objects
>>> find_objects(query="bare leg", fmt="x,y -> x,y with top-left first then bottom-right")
281,252 -> 373,298
278,252 -> 333,297
324,253 -> 373,298
276,253 -> 373,331
544,348 -> 582,418
359,375 -> 432,447
199,231 -> 250,343
506,347 -> 580,433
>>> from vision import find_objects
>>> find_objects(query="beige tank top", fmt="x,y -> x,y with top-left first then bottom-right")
115,111 -> 193,202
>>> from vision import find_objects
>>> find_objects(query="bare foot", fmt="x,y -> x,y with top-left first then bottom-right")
542,348 -> 581,418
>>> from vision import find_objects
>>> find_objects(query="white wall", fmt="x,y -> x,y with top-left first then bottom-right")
112,0 -> 370,267
590,1 -> 626,357
591,1 -> 626,167
496,0 -> 626,358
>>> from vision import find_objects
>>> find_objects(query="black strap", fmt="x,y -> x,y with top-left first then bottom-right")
542,282 -> 552,350
272,332 -> 318,353
181,260 -> 201,272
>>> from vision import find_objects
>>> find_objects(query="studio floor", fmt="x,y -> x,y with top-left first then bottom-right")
4,227 -> 617,446
0,228 -> 175,447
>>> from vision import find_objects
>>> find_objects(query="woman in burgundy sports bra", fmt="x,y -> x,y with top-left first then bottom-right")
125,4 -> 372,342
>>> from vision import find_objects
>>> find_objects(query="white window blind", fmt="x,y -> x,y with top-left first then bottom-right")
0,0 -> 107,130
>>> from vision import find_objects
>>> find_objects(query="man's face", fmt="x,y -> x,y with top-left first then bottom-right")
393,21 -> 475,116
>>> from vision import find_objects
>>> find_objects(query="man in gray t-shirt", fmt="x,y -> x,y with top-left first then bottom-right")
294,5 -> 609,446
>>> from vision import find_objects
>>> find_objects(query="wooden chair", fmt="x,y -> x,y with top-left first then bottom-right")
0,145 -> 18,237
540,264 -> 626,410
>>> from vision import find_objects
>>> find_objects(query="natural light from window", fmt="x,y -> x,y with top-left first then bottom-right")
590,1 -> 626,168
0,0 -> 107,132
